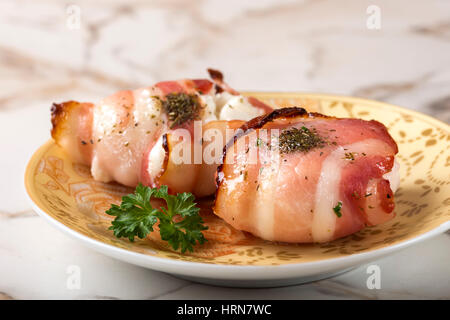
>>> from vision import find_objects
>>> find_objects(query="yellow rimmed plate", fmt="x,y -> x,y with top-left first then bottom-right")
25,93 -> 450,287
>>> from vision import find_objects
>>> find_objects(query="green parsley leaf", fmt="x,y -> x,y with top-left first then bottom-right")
106,184 -> 208,253
333,201 -> 343,218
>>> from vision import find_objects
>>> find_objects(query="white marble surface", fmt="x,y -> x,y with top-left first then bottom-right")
0,0 -> 449,299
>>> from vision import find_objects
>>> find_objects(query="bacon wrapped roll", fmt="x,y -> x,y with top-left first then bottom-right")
51,69 -> 272,196
214,107 -> 400,243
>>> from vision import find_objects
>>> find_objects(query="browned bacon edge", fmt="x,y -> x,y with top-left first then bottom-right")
214,107 -> 334,193
51,101 -> 69,140
50,101 -> 83,142
207,68 -> 224,82
153,132 -> 171,189
207,68 -> 238,95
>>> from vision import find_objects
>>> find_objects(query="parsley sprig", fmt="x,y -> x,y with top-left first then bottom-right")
106,184 -> 208,253
333,201 -> 343,218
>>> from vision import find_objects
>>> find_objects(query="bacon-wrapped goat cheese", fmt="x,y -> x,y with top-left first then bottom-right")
214,107 -> 400,243
51,69 -> 272,197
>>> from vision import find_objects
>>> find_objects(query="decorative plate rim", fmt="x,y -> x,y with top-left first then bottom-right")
244,91 -> 450,130
24,93 -> 450,281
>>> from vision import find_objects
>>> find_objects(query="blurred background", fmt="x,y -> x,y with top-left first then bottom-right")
0,0 -> 449,299
1,0 -> 450,115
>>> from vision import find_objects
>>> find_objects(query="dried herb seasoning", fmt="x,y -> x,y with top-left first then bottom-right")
159,93 -> 201,128
278,126 -> 324,154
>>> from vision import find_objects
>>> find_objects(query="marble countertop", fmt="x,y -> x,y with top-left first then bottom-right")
0,0 -> 449,299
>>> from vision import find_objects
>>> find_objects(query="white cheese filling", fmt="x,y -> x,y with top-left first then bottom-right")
146,93 -> 265,180
147,135 -> 166,182
383,159 -> 400,192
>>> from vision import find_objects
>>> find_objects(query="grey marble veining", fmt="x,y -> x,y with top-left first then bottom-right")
0,0 -> 449,299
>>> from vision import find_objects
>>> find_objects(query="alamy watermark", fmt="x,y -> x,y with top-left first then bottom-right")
66,265 -> 81,290
366,5 -> 381,30
366,264 -> 381,289
161,122 -> 281,166
66,4 -> 81,30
